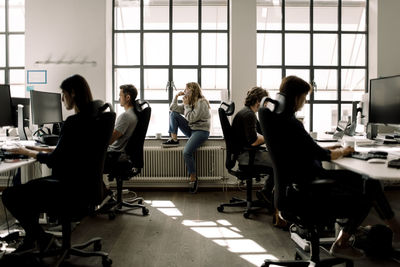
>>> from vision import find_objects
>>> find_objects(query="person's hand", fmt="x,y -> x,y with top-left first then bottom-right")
8,147 -> 31,156
176,91 -> 185,98
341,146 -> 355,157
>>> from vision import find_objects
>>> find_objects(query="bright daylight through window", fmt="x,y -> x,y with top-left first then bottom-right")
113,0 -> 229,137
0,0 -> 25,97
257,0 -> 368,132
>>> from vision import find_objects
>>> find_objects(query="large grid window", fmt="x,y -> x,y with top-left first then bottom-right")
257,0 -> 368,132
0,0 -> 25,97
113,0 -> 229,137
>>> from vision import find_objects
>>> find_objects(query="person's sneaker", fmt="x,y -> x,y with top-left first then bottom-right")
189,177 -> 198,194
162,139 -> 179,147
330,241 -> 365,260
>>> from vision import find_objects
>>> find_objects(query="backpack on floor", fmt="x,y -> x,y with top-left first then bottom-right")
353,224 -> 393,258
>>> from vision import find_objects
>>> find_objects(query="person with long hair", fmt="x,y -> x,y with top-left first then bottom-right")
162,82 -> 211,193
2,74 -> 104,254
274,75 -> 400,260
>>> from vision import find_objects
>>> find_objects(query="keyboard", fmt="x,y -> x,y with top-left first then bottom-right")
349,151 -> 388,161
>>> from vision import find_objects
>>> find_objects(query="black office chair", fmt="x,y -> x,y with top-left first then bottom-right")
217,102 -> 272,219
105,100 -> 151,219
258,94 -> 353,267
38,102 -> 116,267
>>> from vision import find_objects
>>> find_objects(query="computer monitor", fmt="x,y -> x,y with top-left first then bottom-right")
11,97 -> 30,127
369,75 -> 400,125
30,90 -> 63,126
0,84 -> 14,127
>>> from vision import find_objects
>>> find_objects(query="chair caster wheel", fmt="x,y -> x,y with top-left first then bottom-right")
217,206 -> 224,212
243,212 -> 250,219
142,207 -> 149,216
138,199 -> 143,204
94,240 -> 102,251
102,257 -> 112,267
295,252 -> 302,260
108,212 -> 116,220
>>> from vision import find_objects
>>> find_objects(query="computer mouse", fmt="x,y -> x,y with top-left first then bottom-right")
367,158 -> 386,164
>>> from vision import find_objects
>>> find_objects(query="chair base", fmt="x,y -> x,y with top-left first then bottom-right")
41,237 -> 112,267
217,197 -> 270,219
107,196 -> 149,220
262,246 -> 354,267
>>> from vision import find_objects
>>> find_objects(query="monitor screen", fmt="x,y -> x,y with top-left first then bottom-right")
0,85 -> 14,127
369,75 -> 400,125
11,97 -> 30,127
30,90 -> 63,125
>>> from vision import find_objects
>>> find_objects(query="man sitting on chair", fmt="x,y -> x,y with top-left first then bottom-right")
231,86 -> 274,206
104,84 -> 138,172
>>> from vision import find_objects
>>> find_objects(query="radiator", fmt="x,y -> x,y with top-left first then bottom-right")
124,146 -> 225,184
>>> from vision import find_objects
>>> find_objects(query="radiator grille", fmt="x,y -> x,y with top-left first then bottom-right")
136,146 -> 224,181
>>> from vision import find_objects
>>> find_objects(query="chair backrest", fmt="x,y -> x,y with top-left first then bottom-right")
87,102 -> 116,205
218,102 -> 237,170
258,94 -> 292,211
124,100 -> 151,169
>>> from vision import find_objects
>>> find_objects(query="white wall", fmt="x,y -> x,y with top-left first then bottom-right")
376,0 -> 400,78
25,0 -> 112,118
229,0 -> 257,109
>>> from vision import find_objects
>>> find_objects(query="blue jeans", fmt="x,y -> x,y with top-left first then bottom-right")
169,111 -> 210,175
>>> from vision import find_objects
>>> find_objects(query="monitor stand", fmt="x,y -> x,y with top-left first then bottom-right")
17,105 -> 27,140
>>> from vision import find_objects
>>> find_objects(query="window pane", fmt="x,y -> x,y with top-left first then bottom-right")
209,103 -> 222,136
286,69 -> 310,83
10,69 -> 24,97
285,34 -> 309,65
257,68 -> 282,91
202,0 -> 228,30
341,104 -> 352,122
114,68 -> 141,100
147,103 -> 170,136
342,0 -> 366,31
313,104 -> 338,133
8,0 -> 24,32
201,68 -> 227,101
173,69 -> 197,90
173,0 -> 198,30
0,70 -> 4,83
115,33 -> 140,66
9,34 -> 24,66
341,34 -> 365,66
314,34 -> 337,66
314,69 -> 337,100
314,0 -> 338,31
115,0 -> 140,30
285,0 -> 309,30
143,33 -> 169,65
202,33 -> 227,65
0,0 -> 5,31
341,69 -> 365,101
144,0 -> 169,30
173,33 -> 198,65
143,68 -> 168,100
257,2 -> 282,30
0,34 -> 5,67
257,33 -> 281,65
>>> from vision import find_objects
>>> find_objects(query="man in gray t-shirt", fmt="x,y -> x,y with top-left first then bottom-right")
108,84 -> 138,153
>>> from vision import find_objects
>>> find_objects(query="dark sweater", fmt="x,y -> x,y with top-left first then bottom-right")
231,106 -> 262,153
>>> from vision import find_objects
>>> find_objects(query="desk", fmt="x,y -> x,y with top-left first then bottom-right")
319,138 -> 400,185
0,159 -> 37,184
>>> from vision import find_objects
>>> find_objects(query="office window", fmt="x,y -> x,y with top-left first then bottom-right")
113,0 -> 229,137
0,0 -> 25,97
257,0 -> 368,132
